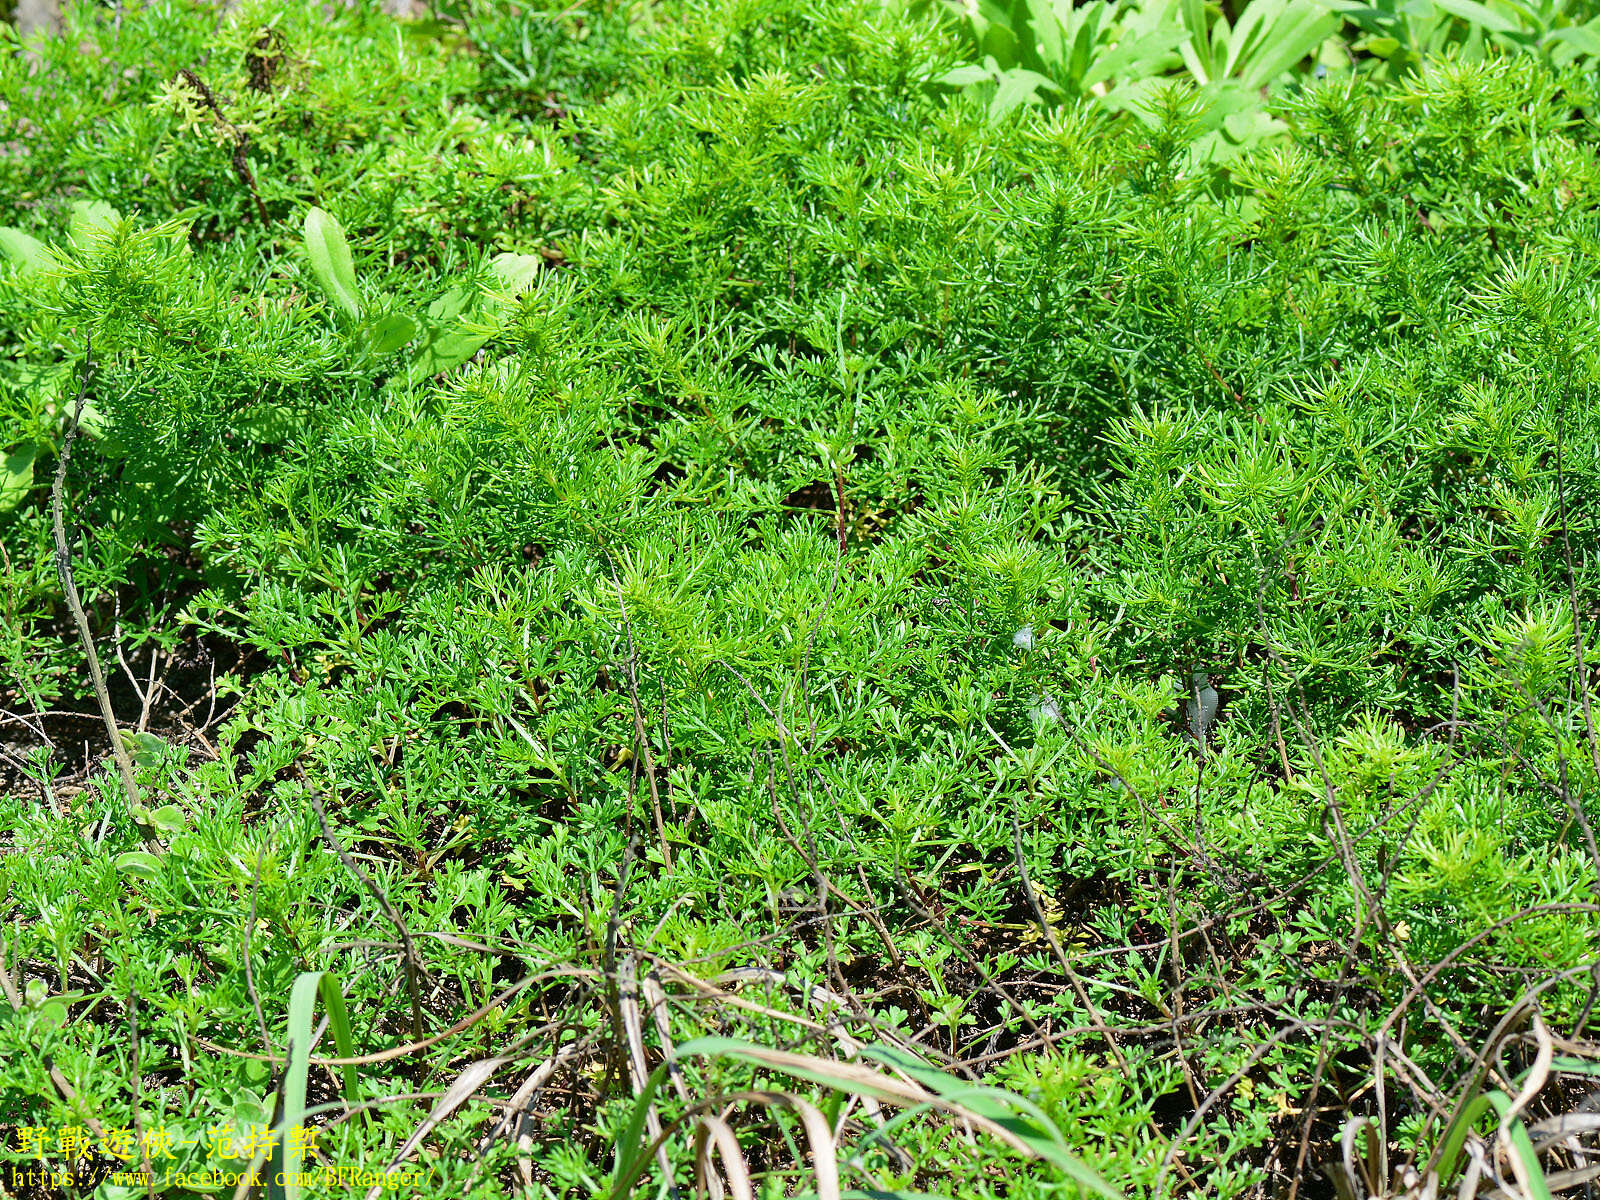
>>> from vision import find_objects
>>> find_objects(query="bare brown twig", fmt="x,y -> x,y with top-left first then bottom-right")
176,68 -> 271,225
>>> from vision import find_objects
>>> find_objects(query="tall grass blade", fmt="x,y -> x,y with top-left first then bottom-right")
268,971 -> 359,1200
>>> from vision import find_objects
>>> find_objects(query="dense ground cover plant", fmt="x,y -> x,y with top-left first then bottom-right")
4,1 -> 1600,1197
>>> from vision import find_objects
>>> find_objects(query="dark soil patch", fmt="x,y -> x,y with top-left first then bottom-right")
0,630 -> 259,802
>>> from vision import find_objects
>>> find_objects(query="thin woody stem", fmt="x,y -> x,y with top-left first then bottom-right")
50,344 -> 147,822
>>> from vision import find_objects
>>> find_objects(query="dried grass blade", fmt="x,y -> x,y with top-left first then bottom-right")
620,954 -> 679,1196
694,1117 -> 754,1200
361,1055 -> 510,1200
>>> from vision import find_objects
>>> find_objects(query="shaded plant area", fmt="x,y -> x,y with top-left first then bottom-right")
3,1 -> 1600,1198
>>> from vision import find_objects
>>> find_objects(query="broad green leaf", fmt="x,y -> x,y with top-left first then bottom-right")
490,252 -> 544,295
67,199 -> 121,249
0,227 -> 56,274
1547,21 -> 1600,58
148,804 -> 187,834
303,207 -> 362,320
426,285 -> 471,322
234,1089 -> 272,1124
1238,3 -> 1340,85
409,326 -> 489,381
1180,0 -> 1214,79
936,63 -> 999,85
1084,24 -> 1190,87
1027,0 -> 1069,72
115,851 -> 164,880
1224,0 -> 1282,71
1431,0 -> 1518,31
0,444 -> 36,512
120,729 -> 167,767
988,66 -> 1059,121
977,10 -> 1022,64
365,311 -> 420,356
1223,106 -> 1285,142
1355,33 -> 1403,54
77,400 -> 108,439
1007,0 -> 1048,72
34,997 -> 71,1031
1491,0 -> 1537,22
